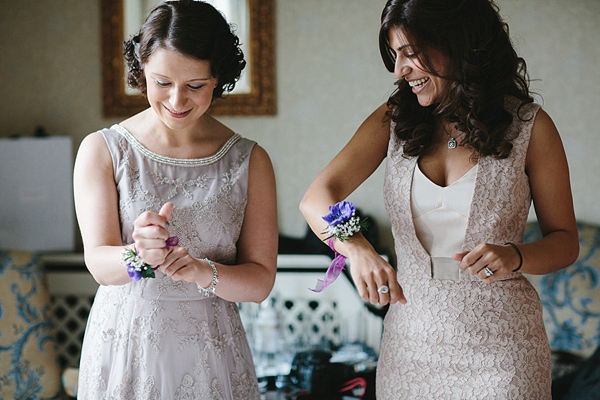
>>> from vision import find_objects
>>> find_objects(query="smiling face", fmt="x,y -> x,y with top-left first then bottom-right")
388,28 -> 451,107
144,47 -> 218,130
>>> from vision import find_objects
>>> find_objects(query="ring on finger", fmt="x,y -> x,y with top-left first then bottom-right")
377,285 -> 390,294
483,267 -> 494,277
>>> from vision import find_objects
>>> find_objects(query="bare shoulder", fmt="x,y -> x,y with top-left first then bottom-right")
77,131 -> 111,160
249,143 -> 271,162
527,108 -> 564,162
74,130 -> 114,180
531,108 -> 558,136
358,103 -> 392,139
248,144 -> 275,179
529,108 -> 565,148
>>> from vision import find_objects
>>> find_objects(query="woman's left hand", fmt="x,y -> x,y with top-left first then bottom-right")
157,246 -> 212,287
453,243 -> 521,283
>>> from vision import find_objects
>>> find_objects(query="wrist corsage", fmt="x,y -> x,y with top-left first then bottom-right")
122,236 -> 178,281
310,201 -> 368,293
322,201 -> 369,242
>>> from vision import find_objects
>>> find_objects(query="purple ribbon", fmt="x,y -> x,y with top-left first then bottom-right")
310,238 -> 347,292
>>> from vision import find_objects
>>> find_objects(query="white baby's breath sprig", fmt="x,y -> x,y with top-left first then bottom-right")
121,236 -> 179,281
121,247 -> 155,281
321,201 -> 369,243
325,216 -> 364,242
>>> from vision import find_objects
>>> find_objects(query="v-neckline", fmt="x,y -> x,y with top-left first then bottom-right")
415,162 -> 478,189
407,156 -> 484,264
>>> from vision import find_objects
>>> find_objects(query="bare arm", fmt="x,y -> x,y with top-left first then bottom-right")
300,104 -> 391,230
456,109 -> 579,280
212,145 -> 278,302
300,104 -> 406,305
73,131 -> 134,285
159,145 -> 278,303
519,109 -> 579,273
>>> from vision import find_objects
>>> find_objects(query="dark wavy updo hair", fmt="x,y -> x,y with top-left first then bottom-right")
124,0 -> 246,99
379,0 -> 534,158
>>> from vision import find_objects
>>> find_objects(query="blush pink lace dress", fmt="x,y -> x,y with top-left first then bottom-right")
377,97 -> 552,399
77,125 -> 260,400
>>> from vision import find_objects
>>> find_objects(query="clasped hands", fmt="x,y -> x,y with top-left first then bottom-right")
131,202 -> 210,286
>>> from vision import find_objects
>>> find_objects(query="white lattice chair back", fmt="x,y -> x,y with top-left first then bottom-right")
239,255 -> 384,356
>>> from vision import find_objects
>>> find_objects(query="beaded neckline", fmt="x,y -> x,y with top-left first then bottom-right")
111,124 -> 241,167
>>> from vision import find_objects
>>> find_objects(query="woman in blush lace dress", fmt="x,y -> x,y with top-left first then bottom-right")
300,0 -> 578,398
73,1 -> 277,399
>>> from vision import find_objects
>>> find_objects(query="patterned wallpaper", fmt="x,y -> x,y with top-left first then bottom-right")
0,0 -> 598,249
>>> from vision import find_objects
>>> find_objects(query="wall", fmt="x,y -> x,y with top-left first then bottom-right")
1,0 -> 598,253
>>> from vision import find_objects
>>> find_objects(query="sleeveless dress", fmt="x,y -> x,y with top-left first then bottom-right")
377,97 -> 552,399
77,125 -> 261,400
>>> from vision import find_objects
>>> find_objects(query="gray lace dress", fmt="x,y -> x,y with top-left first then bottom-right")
377,97 -> 552,398
77,125 -> 260,400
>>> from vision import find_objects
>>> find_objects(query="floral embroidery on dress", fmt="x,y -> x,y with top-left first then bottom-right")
78,127 -> 260,399
148,169 -> 213,200
173,377 -> 226,400
377,97 -> 551,399
111,374 -> 160,400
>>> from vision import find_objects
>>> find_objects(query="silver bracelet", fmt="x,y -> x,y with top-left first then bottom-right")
197,258 -> 219,296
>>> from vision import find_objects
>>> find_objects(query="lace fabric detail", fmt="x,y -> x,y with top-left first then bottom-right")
378,97 -> 552,398
77,127 -> 260,399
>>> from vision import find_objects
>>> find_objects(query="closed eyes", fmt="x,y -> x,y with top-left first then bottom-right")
155,80 -> 205,90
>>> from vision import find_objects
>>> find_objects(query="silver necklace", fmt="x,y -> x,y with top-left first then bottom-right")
443,125 -> 458,149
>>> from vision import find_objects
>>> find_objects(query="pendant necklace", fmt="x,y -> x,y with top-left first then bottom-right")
443,125 -> 458,149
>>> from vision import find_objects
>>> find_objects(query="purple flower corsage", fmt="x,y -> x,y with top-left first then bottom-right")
322,201 -> 369,243
122,236 -> 178,281
310,201 -> 368,292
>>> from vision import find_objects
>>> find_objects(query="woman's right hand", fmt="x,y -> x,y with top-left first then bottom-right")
131,202 -> 174,266
297,104 -> 403,306
343,236 -> 406,306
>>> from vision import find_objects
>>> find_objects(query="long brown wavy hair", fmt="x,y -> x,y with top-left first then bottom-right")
379,0 -> 534,158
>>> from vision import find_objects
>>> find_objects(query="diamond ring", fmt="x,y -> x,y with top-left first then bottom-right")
483,267 -> 494,277
377,285 -> 390,294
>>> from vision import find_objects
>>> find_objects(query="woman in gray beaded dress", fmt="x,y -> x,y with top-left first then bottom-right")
73,1 -> 277,399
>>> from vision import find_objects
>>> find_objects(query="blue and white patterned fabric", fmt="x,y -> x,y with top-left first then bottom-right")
0,251 -> 62,399
524,222 -> 600,358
